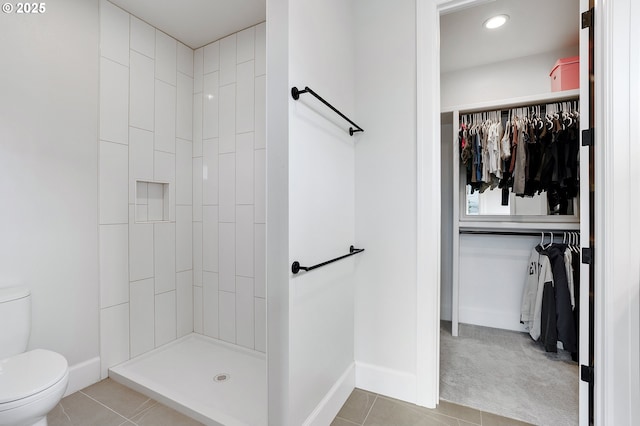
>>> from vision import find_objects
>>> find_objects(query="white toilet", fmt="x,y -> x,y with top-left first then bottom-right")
0,287 -> 69,426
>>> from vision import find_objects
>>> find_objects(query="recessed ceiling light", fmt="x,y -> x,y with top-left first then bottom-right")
483,14 -> 509,29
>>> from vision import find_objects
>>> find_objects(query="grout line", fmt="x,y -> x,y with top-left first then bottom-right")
100,54 -> 130,70
128,124 -> 154,134
335,417 -> 361,426
79,391 -> 131,423
361,394 -> 378,425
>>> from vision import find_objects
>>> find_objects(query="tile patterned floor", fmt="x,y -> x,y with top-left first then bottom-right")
48,379 -> 204,426
48,379 -> 532,426
332,389 -> 534,426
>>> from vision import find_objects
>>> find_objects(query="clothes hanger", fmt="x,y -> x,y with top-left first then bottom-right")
545,231 -> 554,249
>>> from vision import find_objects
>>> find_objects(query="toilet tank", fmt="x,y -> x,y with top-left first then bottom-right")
0,287 -> 31,359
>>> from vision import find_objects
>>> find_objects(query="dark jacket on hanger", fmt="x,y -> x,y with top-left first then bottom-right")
540,280 -> 558,352
544,244 -> 577,353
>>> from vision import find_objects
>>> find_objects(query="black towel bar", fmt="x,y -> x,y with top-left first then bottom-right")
292,245 -> 365,274
291,86 -> 364,136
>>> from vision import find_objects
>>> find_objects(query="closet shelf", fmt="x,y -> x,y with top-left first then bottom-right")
459,222 -> 580,233
442,89 -> 580,114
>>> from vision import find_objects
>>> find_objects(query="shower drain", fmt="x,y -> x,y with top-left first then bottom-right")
213,373 -> 230,383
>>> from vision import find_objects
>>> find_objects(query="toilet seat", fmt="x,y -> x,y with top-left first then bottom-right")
0,349 -> 68,411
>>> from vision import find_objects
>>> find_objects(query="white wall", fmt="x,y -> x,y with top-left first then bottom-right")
98,0 -> 194,377
353,0 -> 419,401
0,0 -> 100,387
192,23 -> 267,352
458,235 -> 539,331
265,0 -> 291,422
441,46 -> 578,108
287,1 -> 357,424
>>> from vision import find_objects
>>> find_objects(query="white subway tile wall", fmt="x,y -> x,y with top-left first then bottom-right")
176,206 -> 193,272
98,1 -> 266,380
99,0 -> 129,66
176,75 -> 194,140
99,303 -> 130,378
153,222 -> 176,294
99,224 -> 129,309
218,290 -> 236,343
219,85 -> 236,153
218,153 -> 236,221
218,222 -> 236,293
155,30 -> 177,86
129,51 -> 154,131
128,128 -> 154,204
193,222 -> 204,286
203,271 -> 219,337
176,270 -> 194,337
194,21 -> 266,351
129,278 -> 154,357
99,140 -> 128,224
155,290 -> 177,347
98,0 -> 192,378
128,206 -> 154,282
193,285 -> 204,334
99,58 -> 129,144
154,80 -> 176,153
130,15 -> 155,59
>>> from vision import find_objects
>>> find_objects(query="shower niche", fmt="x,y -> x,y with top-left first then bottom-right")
134,180 -> 170,223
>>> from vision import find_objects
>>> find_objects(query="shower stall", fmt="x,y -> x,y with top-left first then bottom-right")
94,0 -> 361,424
96,1 -> 267,424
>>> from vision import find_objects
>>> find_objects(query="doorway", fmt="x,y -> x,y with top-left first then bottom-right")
433,0 -> 588,424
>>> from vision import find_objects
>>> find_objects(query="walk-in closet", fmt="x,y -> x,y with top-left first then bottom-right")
439,0 -> 586,424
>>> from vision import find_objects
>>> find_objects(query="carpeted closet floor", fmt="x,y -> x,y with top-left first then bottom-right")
440,321 -> 578,426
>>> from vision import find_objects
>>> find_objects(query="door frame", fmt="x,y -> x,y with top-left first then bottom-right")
418,0 -> 640,424
415,1 -> 600,423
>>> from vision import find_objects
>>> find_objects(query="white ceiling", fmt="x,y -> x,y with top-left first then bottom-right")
109,0 -> 266,49
440,0 -> 580,73
108,0 -> 578,70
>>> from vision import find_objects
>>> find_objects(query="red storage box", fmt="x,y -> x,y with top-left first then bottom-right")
550,56 -> 579,91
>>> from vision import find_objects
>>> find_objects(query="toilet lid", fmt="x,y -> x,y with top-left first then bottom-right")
0,349 -> 68,404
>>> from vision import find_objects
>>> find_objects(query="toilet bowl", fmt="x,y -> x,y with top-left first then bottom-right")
0,286 -> 69,426
0,349 -> 69,426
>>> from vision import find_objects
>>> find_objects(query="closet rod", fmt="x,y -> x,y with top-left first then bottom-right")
459,230 -> 579,237
291,86 -> 364,136
291,245 -> 364,274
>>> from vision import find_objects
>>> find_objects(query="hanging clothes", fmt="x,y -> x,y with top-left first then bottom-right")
544,244 -> 577,353
459,101 -> 580,211
520,234 -> 581,356
520,246 -> 554,341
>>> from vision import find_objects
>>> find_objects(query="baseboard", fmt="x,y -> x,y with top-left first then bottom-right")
355,361 -> 417,404
459,307 -> 527,332
65,356 -> 101,396
303,362 -> 355,426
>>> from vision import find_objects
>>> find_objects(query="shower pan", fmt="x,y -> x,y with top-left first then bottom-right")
110,334 -> 267,425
